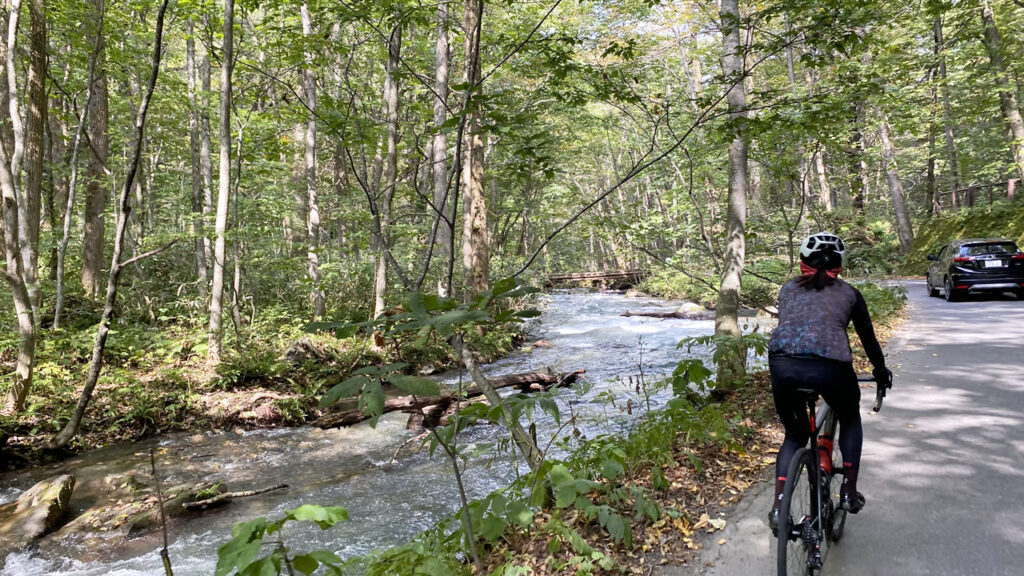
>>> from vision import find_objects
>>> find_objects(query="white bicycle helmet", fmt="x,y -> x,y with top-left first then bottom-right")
800,232 -> 846,268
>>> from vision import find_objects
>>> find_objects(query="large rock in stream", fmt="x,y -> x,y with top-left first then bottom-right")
0,474 -> 75,563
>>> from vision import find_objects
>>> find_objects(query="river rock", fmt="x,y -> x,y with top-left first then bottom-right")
0,474 -> 75,562
677,302 -> 707,314
55,479 -> 226,540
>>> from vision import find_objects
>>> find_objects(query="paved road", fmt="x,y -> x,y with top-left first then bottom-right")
658,280 -> 1024,576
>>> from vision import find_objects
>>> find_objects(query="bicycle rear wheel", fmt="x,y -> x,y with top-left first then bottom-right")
826,455 -> 847,542
777,448 -> 818,576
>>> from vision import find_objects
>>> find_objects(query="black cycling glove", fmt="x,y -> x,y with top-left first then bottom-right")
872,366 -> 893,389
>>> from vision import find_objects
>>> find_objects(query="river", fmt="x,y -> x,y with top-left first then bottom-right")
0,291 -> 761,575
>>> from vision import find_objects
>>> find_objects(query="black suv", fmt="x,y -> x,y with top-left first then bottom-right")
926,238 -> 1024,301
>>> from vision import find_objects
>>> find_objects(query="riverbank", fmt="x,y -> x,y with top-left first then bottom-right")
0,314 -> 529,472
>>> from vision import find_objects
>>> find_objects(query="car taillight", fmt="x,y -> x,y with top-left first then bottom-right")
953,256 -> 973,262
1012,253 -> 1024,260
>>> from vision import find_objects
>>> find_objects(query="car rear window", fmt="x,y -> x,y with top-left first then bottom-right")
962,242 -> 1020,256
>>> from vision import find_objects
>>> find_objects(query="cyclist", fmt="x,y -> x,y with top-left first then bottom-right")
767,232 -> 893,535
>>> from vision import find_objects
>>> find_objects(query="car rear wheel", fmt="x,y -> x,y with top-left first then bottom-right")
927,278 -> 940,298
944,277 -> 962,302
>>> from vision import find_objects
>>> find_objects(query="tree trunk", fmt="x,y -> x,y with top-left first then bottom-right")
186,18 -> 208,299
54,1 -> 104,330
22,0 -> 44,323
714,0 -> 748,390
461,0 -> 489,300
200,21 -> 214,266
980,0 -> 1024,181
81,0 -> 108,298
372,23 -> 402,319
46,86 -> 69,280
48,0 -> 169,447
0,0 -> 37,414
301,4 -> 324,319
207,0 -> 234,365
934,14 -> 960,207
783,23 -> 812,209
433,1 -> 452,298
813,150 -> 831,210
878,118 -> 914,255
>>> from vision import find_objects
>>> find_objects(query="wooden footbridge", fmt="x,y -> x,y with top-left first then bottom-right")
546,269 -> 649,289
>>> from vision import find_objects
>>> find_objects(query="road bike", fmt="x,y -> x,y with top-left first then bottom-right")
776,375 -> 888,576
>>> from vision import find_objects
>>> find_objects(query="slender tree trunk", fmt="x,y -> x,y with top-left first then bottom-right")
433,1 -> 452,298
0,0 -> 36,414
927,80 -> 938,214
49,0 -> 170,447
449,334 -> 541,470
878,118 -> 914,255
784,23 -> 811,208
373,23 -> 402,319
187,18 -> 208,298
54,2 -> 103,330
934,14 -> 960,207
462,0 -> 489,299
841,95 -> 869,211
980,0 -> 1024,181
200,19 -> 214,267
208,0 -> 234,364
301,4 -> 324,319
813,150 -> 831,210
714,0 -> 749,389
46,88 -> 68,279
22,0 -> 44,323
81,0 -> 108,297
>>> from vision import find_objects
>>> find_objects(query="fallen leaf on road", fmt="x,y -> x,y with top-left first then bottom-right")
718,538 -> 727,545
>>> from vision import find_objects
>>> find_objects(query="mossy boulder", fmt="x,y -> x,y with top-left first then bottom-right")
0,474 -> 75,564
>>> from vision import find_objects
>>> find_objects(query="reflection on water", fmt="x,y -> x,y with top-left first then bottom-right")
1,291 -> 761,575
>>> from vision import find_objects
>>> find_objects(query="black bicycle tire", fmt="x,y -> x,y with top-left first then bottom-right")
826,437 -> 847,542
777,448 -> 817,576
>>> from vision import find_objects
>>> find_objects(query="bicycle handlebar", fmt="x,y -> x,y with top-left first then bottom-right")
856,375 -> 888,409
857,375 -> 887,413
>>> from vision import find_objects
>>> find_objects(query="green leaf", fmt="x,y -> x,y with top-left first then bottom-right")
362,381 -> 386,417
215,518 -> 268,576
478,513 -> 508,542
239,556 -> 280,576
515,309 -> 542,319
388,375 -> 440,396
600,458 -> 624,481
319,375 -> 368,407
507,499 -> 535,528
292,554 -> 319,575
285,504 -> 349,529
492,276 -> 517,296
431,309 -> 491,328
538,396 -> 560,424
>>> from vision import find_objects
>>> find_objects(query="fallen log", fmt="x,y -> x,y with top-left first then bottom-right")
314,369 -> 586,429
620,309 -> 715,320
183,483 -> 289,511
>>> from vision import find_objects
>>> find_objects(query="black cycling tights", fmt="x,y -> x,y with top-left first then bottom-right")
768,355 -> 863,480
